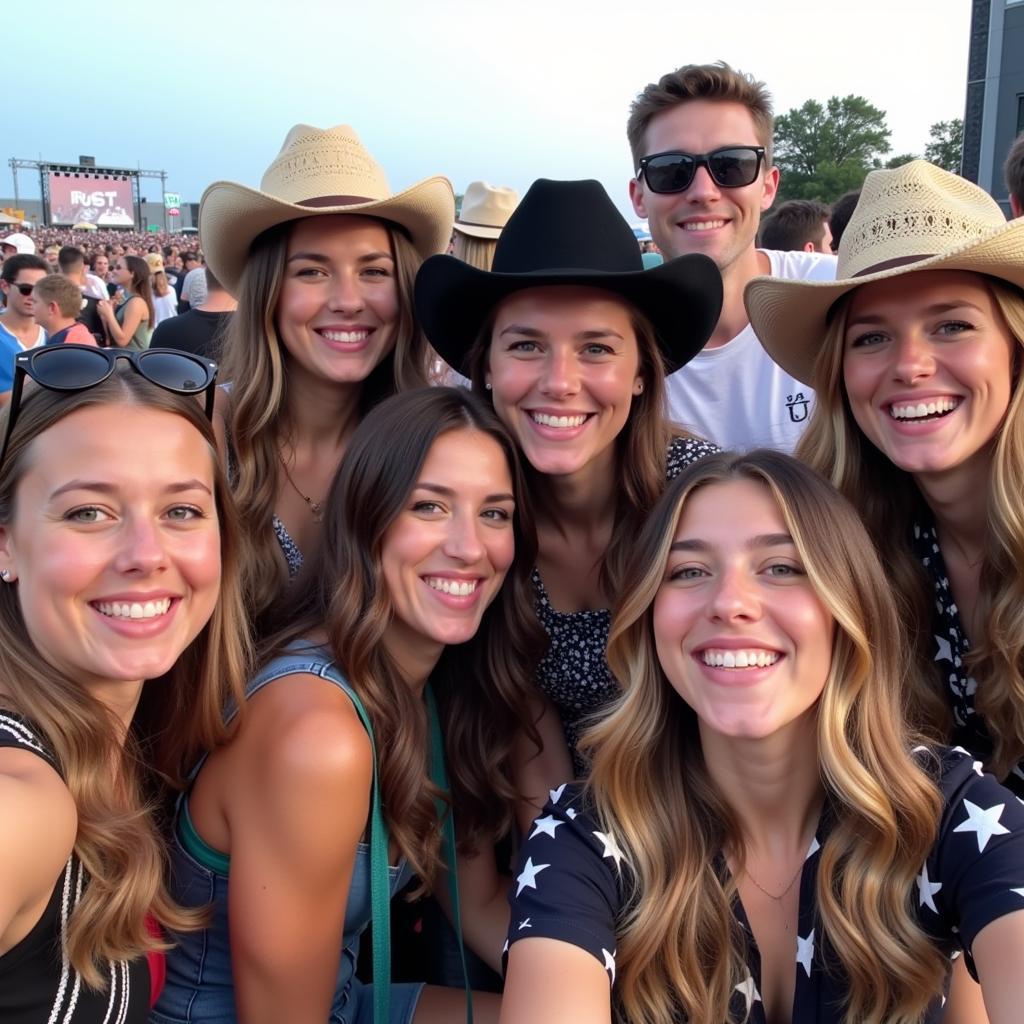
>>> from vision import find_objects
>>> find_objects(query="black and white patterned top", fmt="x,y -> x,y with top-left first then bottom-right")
0,713 -> 151,1023
911,518 -> 1024,798
532,435 -> 718,774
505,747 -> 1024,1023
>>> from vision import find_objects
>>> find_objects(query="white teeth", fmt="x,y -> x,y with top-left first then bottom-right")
683,220 -> 725,231
701,649 -> 780,669
889,397 -> 960,420
321,329 -> 369,343
424,577 -> 478,597
95,598 -> 172,620
530,412 -> 588,429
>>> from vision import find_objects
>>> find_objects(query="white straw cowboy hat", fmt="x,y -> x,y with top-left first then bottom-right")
200,123 -> 455,295
453,181 -> 519,239
745,160 -> 1024,386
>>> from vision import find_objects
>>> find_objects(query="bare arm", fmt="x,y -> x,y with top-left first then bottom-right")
972,910 -> 1024,1023
97,295 -> 145,348
224,679 -> 373,1024
500,938 -> 610,1024
942,954 -> 989,1024
511,696 -> 573,836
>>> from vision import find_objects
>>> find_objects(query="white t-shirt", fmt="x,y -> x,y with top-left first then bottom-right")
664,249 -> 837,453
153,291 -> 179,326
181,267 -> 207,308
83,273 -> 108,300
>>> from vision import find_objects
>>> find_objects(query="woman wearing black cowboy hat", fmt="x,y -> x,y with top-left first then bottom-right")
415,178 -> 722,812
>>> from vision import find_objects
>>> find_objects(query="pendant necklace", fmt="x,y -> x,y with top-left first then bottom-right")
279,453 -> 324,524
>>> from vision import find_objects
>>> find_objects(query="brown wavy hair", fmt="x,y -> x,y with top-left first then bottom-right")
217,217 -> 432,622
0,369 -> 251,989
585,451 -> 944,1024
466,298 -> 688,595
266,386 -> 546,886
799,277 -> 1024,775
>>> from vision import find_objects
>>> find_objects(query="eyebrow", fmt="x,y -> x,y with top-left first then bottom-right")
286,250 -> 394,265
497,324 -> 625,341
846,300 -> 986,328
669,532 -> 794,553
49,479 -> 213,500
416,482 -> 515,503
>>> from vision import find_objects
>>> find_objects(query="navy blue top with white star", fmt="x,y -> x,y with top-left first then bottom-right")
911,518 -> 1024,798
504,748 -> 1024,1023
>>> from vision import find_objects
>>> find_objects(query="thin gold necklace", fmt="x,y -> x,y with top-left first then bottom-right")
278,453 -> 324,524
744,857 -> 805,902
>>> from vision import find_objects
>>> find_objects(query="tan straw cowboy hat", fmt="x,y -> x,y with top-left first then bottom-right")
200,123 -> 455,294
453,181 -> 519,239
745,160 -> 1024,386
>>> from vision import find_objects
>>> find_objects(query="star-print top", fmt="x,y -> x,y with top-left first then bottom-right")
911,517 -> 1024,798
532,435 -> 718,776
504,747 -> 1024,1023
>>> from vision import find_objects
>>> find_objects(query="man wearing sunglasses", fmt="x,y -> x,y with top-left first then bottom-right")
0,254 -> 49,402
627,62 -> 836,452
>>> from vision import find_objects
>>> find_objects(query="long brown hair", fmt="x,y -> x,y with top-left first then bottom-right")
267,386 -> 546,884
122,254 -> 155,329
466,295 -> 684,594
218,218 -> 432,622
0,370 -> 251,988
585,451 -> 944,1024
799,278 -> 1024,775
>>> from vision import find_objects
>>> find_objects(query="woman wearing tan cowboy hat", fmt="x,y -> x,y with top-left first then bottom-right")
450,181 -> 518,271
202,124 -> 454,622
746,161 -> 1024,807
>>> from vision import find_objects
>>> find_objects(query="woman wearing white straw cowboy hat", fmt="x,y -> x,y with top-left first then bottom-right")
745,160 -> 1024,806
202,123 -> 454,622
450,182 -> 518,271
415,178 -> 722,797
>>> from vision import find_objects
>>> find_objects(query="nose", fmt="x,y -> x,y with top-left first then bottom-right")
328,270 -> 366,315
685,163 -> 722,202
442,512 -> 486,565
539,346 -> 580,399
112,517 -> 168,576
891,330 -> 936,384
707,564 -> 761,623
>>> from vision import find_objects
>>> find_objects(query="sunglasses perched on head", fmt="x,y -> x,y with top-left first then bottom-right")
0,346 -> 219,467
637,146 -> 766,194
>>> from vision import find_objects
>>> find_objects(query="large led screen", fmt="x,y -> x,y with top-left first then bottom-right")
47,173 -> 135,227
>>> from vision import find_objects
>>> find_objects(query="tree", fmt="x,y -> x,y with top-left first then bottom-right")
774,95 -> 892,202
884,153 -> 920,169
925,119 -> 963,173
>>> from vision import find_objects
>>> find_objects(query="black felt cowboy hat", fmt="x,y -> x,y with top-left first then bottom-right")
414,178 -> 722,375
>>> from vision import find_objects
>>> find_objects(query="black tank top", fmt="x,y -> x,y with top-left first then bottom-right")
0,712 -> 150,1023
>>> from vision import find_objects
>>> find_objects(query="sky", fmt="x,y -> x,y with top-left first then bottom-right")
5,0 -> 972,221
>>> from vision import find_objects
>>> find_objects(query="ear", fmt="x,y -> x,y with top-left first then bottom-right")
629,176 -> 648,220
760,165 -> 781,213
1012,194 -> 1023,219
802,241 -> 815,253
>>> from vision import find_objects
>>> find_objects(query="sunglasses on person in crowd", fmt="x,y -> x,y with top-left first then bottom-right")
636,146 -> 766,194
0,346 -> 219,466
13,283 -> 35,296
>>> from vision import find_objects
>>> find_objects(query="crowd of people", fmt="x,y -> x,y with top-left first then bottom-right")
2,61 -> 1024,1024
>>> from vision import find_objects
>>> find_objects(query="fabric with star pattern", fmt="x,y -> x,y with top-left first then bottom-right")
532,435 -> 718,776
911,517 -> 1024,798
504,748 -> 1024,1022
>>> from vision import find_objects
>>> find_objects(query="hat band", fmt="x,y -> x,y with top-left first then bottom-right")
851,253 -> 935,278
295,194 -> 375,208
456,218 -> 501,229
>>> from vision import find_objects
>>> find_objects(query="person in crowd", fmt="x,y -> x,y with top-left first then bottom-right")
1005,133 -> 1024,219
829,189 -> 861,252
43,245 -> 60,272
0,255 -> 49,387
204,122 -> 453,621
97,255 -> 154,350
151,266 -> 236,360
627,62 -> 836,452
174,251 -> 200,308
90,251 -> 110,280
156,386 -> 545,1024
415,178 -> 722,789
0,349 -> 250,1022
1,233 -> 36,259
502,450 -> 1024,1024
759,199 -> 832,254
178,253 -> 207,312
745,160 -> 1024,799
57,246 -> 106,342
145,254 -> 180,326
450,182 -> 519,271
32,274 -> 97,345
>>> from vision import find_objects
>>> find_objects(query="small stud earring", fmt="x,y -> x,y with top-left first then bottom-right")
485,382 -> 492,391
635,382 -> 644,394
0,569 -> 10,582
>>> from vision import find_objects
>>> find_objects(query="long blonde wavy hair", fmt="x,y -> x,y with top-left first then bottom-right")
799,276 -> 1024,777
0,370 -> 251,989
584,450 -> 945,1024
218,217 -> 432,621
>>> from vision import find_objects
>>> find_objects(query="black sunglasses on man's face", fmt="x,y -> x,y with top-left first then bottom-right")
637,146 -> 766,194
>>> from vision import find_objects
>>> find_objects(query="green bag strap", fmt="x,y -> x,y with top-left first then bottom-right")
343,687 -> 393,1024
426,685 -> 474,1024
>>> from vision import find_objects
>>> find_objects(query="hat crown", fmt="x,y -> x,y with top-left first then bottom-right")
258,124 -> 392,206
838,160 -> 1008,278
491,179 -> 643,275
458,181 -> 518,230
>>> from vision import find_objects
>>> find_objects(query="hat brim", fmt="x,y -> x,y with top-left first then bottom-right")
199,176 -> 455,295
453,221 -> 503,240
415,254 -> 722,377
745,219 -> 1024,386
